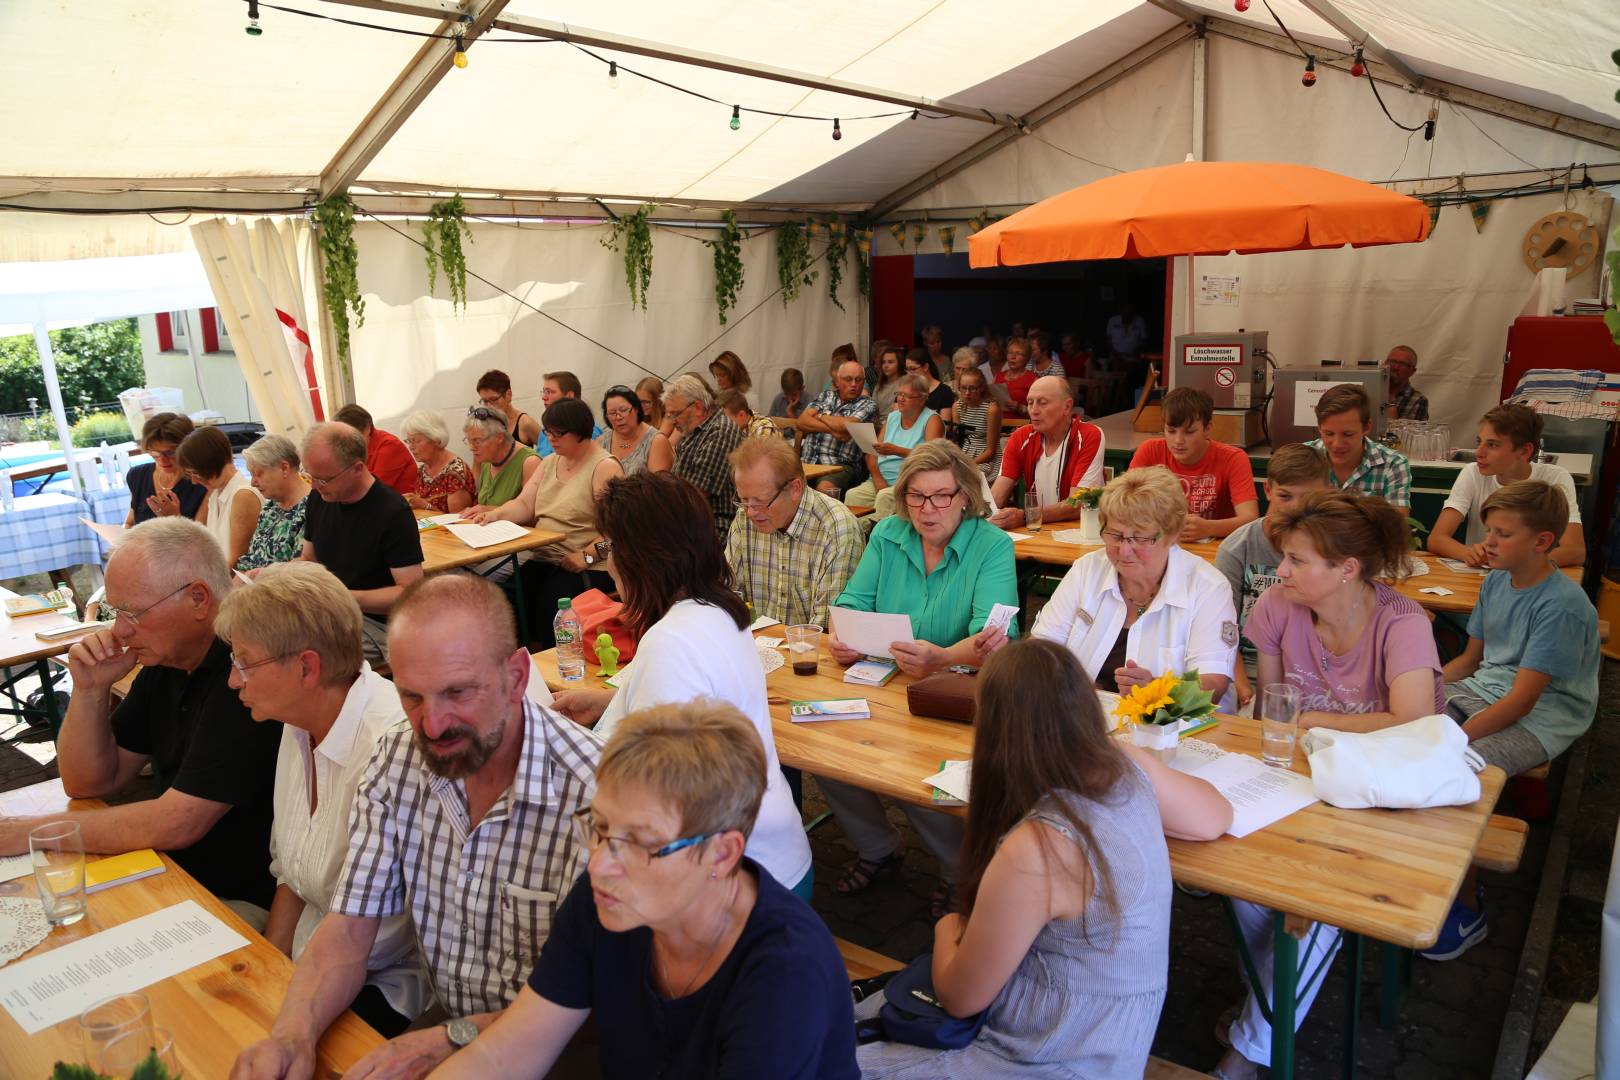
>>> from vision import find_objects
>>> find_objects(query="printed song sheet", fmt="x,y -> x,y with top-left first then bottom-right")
1169,739 -> 1318,838
0,900 -> 248,1033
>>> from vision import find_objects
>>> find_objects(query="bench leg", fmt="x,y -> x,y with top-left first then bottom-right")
1270,912 -> 1299,1080
1379,942 -> 1411,1029
1342,933 -> 1363,1080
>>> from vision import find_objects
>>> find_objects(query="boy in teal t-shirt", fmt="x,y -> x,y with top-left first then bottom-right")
1426,479 -> 1599,962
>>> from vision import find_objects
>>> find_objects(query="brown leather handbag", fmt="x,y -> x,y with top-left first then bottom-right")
905,671 -> 978,724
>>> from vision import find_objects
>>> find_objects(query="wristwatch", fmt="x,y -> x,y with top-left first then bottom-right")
444,1017 -> 478,1048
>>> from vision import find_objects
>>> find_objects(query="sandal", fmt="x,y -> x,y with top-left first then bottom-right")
930,884 -> 959,921
834,848 -> 905,895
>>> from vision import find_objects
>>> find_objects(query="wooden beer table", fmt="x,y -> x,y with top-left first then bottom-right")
415,511 -> 565,640
533,633 -> 1504,1079
1010,530 -> 1577,617
0,780 -> 382,1079
0,587 -> 104,741
803,463 -> 841,483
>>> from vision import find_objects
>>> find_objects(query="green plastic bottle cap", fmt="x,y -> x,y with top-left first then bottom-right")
557,598 -> 570,609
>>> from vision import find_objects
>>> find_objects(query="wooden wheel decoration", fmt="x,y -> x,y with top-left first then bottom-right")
1522,210 -> 1599,276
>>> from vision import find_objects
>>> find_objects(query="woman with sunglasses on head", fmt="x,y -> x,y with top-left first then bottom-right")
854,638 -> 1230,1079
549,470 -> 812,899
982,467 -> 1236,705
461,406 -> 540,516
473,399 -> 622,645
427,701 -> 856,1080
819,440 -> 1017,914
598,385 -> 673,475
125,412 -> 207,525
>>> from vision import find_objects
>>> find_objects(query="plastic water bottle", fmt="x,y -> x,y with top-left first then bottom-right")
54,581 -> 76,619
554,599 -> 585,681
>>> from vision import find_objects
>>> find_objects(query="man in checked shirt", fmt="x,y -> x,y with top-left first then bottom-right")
233,574 -> 602,1080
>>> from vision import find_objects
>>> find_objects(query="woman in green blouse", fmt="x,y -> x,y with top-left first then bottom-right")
822,440 -> 1017,913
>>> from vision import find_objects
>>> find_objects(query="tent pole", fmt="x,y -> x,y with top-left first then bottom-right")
180,309 -> 211,411
1191,33 -> 1207,162
32,323 -> 82,496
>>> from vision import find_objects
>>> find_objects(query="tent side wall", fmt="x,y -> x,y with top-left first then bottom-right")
883,34 -> 1615,435
348,219 -> 863,438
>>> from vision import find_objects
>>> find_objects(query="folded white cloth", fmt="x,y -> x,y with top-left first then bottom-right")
1302,715 -> 1482,810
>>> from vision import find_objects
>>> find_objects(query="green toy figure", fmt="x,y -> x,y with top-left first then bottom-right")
594,632 -> 621,677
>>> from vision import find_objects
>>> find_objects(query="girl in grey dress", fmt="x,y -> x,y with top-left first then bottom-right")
854,638 -> 1232,1078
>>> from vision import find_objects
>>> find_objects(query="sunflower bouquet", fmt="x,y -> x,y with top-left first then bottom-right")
1066,486 -> 1104,510
1113,669 -> 1217,727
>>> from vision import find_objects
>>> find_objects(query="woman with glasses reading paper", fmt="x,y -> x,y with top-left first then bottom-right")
427,701 -> 856,1080
982,467 -> 1235,701
819,440 -> 1017,914
462,405 -> 539,514
598,385 -> 673,475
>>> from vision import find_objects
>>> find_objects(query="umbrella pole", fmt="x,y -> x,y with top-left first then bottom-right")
32,323 -> 82,497
1185,254 -> 1195,336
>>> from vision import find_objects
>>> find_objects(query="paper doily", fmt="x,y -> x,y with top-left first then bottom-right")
0,895 -> 51,966
1400,556 -> 1431,578
757,644 -> 785,675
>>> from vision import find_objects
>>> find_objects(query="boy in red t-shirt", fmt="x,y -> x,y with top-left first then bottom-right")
1128,386 -> 1258,541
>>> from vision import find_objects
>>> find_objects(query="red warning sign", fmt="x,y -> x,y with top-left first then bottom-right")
1215,367 -> 1236,388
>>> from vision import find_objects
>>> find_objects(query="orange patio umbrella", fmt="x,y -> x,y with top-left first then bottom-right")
967,160 -> 1430,267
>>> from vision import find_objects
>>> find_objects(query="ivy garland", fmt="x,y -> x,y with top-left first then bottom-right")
313,195 -> 364,367
824,225 -> 849,312
706,211 -> 745,324
423,194 -> 473,311
600,205 -> 655,310
775,222 -> 818,307
854,244 -> 872,301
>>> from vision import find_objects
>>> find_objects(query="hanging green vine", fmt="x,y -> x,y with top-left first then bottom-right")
854,247 -> 871,301
706,211 -> 745,324
600,205 -> 655,310
775,222 -> 818,307
313,195 -> 364,366
423,193 -> 473,311
824,225 -> 849,312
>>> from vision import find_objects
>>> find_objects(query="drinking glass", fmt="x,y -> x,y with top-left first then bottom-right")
785,624 -> 821,676
98,1026 -> 181,1079
1260,684 -> 1301,767
1023,491 -> 1042,533
29,820 -> 86,926
80,994 -> 153,1068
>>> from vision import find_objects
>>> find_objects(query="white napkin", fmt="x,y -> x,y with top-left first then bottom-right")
1302,715 -> 1482,810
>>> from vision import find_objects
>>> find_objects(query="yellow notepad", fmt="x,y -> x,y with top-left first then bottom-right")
85,849 -> 166,893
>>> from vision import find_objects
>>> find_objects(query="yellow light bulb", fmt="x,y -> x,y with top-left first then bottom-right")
453,50 -> 468,69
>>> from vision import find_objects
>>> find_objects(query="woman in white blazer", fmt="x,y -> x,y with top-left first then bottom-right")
990,467 -> 1236,699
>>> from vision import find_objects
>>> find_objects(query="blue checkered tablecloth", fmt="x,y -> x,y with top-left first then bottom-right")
0,493 -> 101,580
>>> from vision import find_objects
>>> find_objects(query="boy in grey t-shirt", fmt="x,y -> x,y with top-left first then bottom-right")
1214,444 -> 1332,708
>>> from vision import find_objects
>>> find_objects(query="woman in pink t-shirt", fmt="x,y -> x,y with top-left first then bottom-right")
1213,490 -> 1443,1080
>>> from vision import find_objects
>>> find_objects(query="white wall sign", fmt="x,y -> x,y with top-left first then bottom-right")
1294,380 -> 1353,427
1183,343 -> 1244,366
1199,274 -> 1240,306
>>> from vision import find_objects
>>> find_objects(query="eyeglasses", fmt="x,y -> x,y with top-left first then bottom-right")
593,539 -> 612,562
740,477 -> 794,512
230,651 -> 294,681
107,581 -> 193,627
467,405 -> 503,422
903,488 -> 961,509
307,460 -> 358,489
544,429 -> 569,443
571,807 -> 718,867
1101,529 -> 1162,548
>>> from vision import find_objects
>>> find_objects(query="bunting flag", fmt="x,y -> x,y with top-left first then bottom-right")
855,229 -> 873,257
889,222 -> 908,248
910,223 -> 928,248
1470,199 -> 1491,233
938,225 -> 956,255
830,221 -> 847,241
1425,200 -> 1442,239
968,211 -> 986,234
806,221 -> 824,239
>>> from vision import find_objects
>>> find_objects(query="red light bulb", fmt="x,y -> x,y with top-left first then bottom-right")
1234,0 -> 1250,10
1301,56 -> 1317,87
1350,49 -> 1365,77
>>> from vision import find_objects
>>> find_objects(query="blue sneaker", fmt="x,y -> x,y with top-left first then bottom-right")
1420,886 -> 1487,961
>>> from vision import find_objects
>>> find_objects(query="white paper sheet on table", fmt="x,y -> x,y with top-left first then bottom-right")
0,854 -> 31,884
79,516 -> 125,547
424,513 -> 463,526
746,616 -> 782,633
1003,531 -> 1034,542
445,520 -> 530,549
1168,739 -> 1318,838
845,422 -> 879,456
0,899 -> 248,1033
921,761 -> 972,804
1050,528 -> 1093,545
829,608 -> 915,660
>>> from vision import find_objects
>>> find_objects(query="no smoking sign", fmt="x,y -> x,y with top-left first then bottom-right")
1215,367 -> 1236,388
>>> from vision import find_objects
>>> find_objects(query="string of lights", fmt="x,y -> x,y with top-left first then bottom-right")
241,0 -> 962,139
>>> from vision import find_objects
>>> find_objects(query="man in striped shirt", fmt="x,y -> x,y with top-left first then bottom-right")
234,574 -> 602,1079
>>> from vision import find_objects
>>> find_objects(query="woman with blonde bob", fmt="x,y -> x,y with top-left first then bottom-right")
822,440 -> 1017,913
216,561 -> 428,1035
855,638 -> 1230,1078
430,701 -> 858,1080
985,466 -> 1235,702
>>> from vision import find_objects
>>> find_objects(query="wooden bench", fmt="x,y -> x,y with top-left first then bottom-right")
849,504 -> 874,518
1474,814 -> 1528,873
835,938 -> 1206,1079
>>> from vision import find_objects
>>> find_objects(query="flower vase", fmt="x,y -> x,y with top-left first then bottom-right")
1080,506 -> 1102,543
1131,721 -> 1179,765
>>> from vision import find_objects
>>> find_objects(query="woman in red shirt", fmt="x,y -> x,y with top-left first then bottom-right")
994,337 -> 1039,416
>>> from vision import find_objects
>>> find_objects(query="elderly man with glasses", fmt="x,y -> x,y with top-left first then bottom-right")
796,358 -> 878,497
724,435 -> 864,629
1381,344 -> 1429,421
299,421 -> 424,663
0,518 -> 283,926
663,373 -> 746,543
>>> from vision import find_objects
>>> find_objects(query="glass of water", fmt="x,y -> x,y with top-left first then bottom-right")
99,1026 -> 181,1079
1259,684 -> 1301,767
1023,491 -> 1042,532
81,993 -> 153,1067
29,820 -> 86,926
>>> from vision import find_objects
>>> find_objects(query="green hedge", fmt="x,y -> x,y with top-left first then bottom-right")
0,319 -> 146,415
